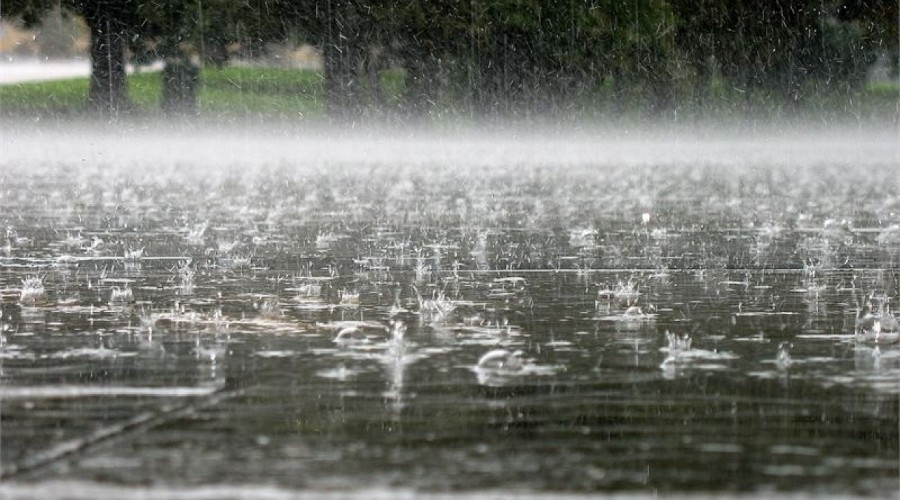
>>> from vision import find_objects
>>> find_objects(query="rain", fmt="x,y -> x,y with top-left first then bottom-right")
0,1 -> 898,498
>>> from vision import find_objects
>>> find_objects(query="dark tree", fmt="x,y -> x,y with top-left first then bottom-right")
321,1 -> 367,119
77,0 -> 136,114
135,1 -> 204,115
3,0 -> 136,115
2,0 -> 895,120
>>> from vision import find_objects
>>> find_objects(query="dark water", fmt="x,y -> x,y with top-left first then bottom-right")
0,127 -> 898,498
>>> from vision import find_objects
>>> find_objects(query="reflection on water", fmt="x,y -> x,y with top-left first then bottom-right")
0,130 -> 898,495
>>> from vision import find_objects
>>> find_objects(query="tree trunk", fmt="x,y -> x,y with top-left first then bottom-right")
402,43 -> 439,116
162,59 -> 200,116
323,43 -> 358,120
692,54 -> 711,119
323,2 -> 362,120
365,47 -> 385,111
646,43 -> 672,117
82,6 -> 131,116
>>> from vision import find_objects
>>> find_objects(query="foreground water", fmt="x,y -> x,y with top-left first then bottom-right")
0,125 -> 898,497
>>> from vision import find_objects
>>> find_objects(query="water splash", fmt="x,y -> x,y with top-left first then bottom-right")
476,349 -> 525,371
19,276 -> 46,305
109,285 -> 134,304
776,342 -> 793,369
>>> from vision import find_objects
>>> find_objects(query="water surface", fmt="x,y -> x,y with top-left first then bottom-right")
1,125 -> 898,497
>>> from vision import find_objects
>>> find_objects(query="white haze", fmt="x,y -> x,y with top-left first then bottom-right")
1,123 -> 896,177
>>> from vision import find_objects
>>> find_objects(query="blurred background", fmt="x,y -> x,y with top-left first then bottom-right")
0,1 -> 897,123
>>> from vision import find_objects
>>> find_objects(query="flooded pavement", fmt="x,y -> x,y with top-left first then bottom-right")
0,126 -> 898,497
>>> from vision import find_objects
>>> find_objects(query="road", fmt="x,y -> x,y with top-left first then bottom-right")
0,58 -> 161,84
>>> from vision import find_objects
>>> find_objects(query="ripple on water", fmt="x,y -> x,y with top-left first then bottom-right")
253,350 -> 298,358
316,366 -> 367,381
43,348 -> 137,359
1,135 -> 899,495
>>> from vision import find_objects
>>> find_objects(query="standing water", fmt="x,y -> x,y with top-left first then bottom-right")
0,124 -> 898,498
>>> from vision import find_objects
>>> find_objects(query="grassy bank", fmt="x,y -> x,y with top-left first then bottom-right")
0,65 -> 897,125
0,67 -> 329,120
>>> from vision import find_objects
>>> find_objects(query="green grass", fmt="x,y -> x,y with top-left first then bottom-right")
202,66 -> 324,97
0,66 -> 331,120
0,64 -> 896,124
128,70 -> 163,111
199,66 -> 325,118
0,77 -> 91,117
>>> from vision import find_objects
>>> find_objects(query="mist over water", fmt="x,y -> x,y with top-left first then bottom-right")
3,121 -> 896,171
1,121 -> 899,497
